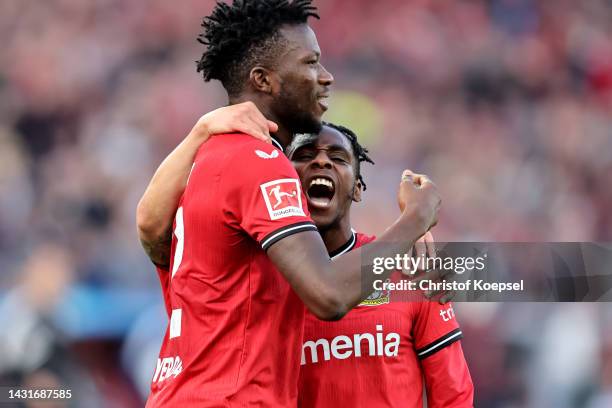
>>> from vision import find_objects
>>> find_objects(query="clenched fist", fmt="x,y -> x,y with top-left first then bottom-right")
397,170 -> 441,233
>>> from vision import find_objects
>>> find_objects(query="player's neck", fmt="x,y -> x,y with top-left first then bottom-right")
320,216 -> 354,256
229,96 -> 292,149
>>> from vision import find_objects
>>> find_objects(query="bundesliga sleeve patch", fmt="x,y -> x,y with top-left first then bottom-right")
260,178 -> 306,220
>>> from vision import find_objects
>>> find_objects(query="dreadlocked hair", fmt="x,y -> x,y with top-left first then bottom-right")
196,0 -> 319,96
322,122 -> 375,191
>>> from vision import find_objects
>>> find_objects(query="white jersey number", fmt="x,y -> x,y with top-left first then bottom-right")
171,207 -> 184,279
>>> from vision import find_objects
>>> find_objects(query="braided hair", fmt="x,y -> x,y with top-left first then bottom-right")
322,122 -> 374,191
196,0 -> 319,96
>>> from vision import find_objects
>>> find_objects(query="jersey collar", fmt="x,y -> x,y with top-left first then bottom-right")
271,137 -> 283,151
329,230 -> 357,260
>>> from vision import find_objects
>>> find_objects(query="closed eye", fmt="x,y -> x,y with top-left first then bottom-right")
293,152 -> 315,161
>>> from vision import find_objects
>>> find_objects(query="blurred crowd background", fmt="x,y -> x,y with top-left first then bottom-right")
1,0 -> 611,406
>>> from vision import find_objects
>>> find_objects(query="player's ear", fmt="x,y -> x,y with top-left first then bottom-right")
352,179 -> 362,203
249,66 -> 274,94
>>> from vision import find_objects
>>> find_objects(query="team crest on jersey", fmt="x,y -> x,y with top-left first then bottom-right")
359,289 -> 390,306
260,178 -> 305,220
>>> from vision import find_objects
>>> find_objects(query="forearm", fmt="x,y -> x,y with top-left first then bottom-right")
268,210 -> 428,320
137,129 -> 209,265
329,212 -> 427,312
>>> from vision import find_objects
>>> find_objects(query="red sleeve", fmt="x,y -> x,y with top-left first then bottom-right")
222,139 -> 317,250
414,302 -> 474,407
413,302 -> 462,357
155,266 -> 172,317
421,342 -> 474,408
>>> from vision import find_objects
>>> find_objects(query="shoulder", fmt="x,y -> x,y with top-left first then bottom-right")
200,133 -> 293,180
226,133 -> 281,155
203,135 -> 303,205
228,134 -> 287,168
197,133 -> 283,161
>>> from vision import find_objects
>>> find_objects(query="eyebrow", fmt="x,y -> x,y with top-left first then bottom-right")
326,144 -> 351,154
293,143 -> 352,156
291,142 -> 314,152
301,50 -> 320,60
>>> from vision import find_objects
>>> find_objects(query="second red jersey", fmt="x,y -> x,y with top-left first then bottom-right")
147,134 -> 318,407
299,233 -> 474,408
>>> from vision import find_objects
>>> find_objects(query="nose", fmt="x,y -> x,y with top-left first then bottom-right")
318,63 -> 334,86
312,150 -> 332,169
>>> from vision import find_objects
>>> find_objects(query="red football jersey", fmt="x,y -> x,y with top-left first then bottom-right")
298,233 -> 474,408
155,266 -> 172,317
147,134 -> 317,407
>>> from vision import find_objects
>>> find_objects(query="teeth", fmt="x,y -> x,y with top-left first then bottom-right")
310,178 -> 334,189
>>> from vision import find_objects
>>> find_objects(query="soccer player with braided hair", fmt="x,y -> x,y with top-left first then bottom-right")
139,1 -> 441,406
287,126 -> 473,408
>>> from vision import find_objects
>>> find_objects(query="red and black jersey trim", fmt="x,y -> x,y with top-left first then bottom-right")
416,328 -> 463,360
261,221 -> 318,251
329,231 -> 357,259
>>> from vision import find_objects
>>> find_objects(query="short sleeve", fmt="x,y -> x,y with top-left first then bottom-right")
222,140 -> 317,250
413,301 -> 463,359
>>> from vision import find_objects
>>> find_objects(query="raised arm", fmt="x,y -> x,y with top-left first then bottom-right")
267,171 -> 441,320
136,102 -> 277,267
139,104 -> 442,322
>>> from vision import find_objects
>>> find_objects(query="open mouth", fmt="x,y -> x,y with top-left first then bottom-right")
317,94 -> 329,111
307,177 -> 335,209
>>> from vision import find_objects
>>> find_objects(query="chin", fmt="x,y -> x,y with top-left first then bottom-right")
310,213 -> 337,232
292,115 -> 322,135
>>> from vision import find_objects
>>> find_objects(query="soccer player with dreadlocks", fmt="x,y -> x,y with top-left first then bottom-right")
138,1 -> 441,406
